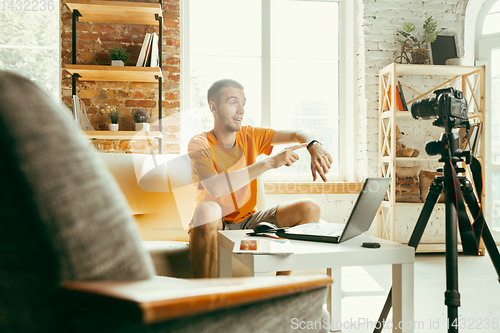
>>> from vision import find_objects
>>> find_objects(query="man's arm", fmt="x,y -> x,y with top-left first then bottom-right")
199,144 -> 307,198
271,130 -> 333,182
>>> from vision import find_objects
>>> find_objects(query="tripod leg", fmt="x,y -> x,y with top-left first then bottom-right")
461,180 -> 500,281
408,179 -> 444,249
373,179 -> 443,333
480,224 -> 500,283
444,165 -> 460,333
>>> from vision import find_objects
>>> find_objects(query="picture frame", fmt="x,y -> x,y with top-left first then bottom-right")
428,34 -> 458,65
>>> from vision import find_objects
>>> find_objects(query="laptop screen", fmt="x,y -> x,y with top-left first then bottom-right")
339,177 -> 391,242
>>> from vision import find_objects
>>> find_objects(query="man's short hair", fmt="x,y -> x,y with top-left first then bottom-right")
207,79 -> 244,104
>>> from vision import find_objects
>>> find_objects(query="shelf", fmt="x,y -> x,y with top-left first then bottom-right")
380,63 -> 483,77
380,156 -> 439,163
84,131 -> 162,140
382,110 -> 480,119
468,113 -> 482,120
396,156 -> 439,162
381,111 -> 412,118
66,65 -> 162,82
381,201 -> 391,208
65,0 -> 162,25
415,244 -> 463,253
395,202 -> 445,207
382,201 -> 445,208
395,111 -> 413,118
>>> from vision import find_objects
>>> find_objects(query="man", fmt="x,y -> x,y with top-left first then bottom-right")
188,79 -> 333,278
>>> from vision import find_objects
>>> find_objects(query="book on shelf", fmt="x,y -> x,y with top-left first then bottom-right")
471,122 -> 482,156
72,95 -> 94,131
459,122 -> 482,156
136,33 -> 151,67
144,34 -> 153,66
398,81 -> 409,111
136,32 -> 159,67
149,33 -> 159,68
384,86 -> 405,111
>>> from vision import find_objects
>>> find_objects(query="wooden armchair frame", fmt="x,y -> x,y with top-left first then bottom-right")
61,275 -> 333,324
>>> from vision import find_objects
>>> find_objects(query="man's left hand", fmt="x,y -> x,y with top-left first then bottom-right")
308,143 -> 333,182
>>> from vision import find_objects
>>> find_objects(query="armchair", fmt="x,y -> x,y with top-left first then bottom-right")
0,70 -> 331,332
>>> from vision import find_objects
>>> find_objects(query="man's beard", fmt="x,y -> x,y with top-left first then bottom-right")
219,114 -> 242,133
225,123 -> 242,132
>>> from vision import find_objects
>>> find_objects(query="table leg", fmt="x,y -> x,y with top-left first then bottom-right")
392,263 -> 414,333
327,268 -> 341,332
218,244 -> 233,277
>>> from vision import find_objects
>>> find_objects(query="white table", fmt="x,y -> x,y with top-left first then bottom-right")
218,230 -> 415,332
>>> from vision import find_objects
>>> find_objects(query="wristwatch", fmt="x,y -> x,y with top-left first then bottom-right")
307,140 -> 321,150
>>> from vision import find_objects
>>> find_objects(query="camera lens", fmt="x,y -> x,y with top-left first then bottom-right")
411,98 -> 437,120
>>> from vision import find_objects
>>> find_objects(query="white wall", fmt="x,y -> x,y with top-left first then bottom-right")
268,0 -> 474,244
358,0 -> 469,175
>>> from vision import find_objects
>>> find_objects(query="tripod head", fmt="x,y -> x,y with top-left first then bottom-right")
425,132 -> 471,165
424,120 -> 472,167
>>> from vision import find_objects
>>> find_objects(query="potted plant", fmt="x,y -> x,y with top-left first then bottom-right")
109,47 -> 129,66
395,16 -> 445,64
132,108 -> 151,131
102,107 -> 120,131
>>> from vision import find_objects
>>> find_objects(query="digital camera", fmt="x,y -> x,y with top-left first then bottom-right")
411,87 -> 469,128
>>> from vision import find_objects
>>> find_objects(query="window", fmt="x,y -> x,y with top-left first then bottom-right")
0,1 -> 60,101
477,0 -> 500,237
182,0 -> 354,181
483,0 -> 500,35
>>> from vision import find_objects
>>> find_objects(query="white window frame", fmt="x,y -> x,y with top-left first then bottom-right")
180,0 -> 357,182
476,0 -> 500,241
0,10 -> 60,101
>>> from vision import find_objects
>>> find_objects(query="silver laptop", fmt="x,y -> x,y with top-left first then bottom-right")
276,178 -> 391,243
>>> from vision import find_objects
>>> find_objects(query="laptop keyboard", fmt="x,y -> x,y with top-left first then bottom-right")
287,223 -> 345,236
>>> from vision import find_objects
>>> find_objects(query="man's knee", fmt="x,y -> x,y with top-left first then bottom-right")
192,201 -> 222,230
298,198 -> 321,221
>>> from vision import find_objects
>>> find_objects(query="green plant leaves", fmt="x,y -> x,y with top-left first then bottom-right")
424,32 -> 437,43
395,16 -> 444,49
108,47 -> 130,62
403,22 -> 415,32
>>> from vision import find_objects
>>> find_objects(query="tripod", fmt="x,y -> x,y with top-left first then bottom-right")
375,129 -> 500,333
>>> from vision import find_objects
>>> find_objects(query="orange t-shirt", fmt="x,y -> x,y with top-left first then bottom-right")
188,126 -> 275,224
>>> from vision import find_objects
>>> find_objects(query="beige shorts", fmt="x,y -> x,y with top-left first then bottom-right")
223,205 -> 280,230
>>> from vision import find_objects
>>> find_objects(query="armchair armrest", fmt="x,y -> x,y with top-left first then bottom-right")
61,274 -> 332,324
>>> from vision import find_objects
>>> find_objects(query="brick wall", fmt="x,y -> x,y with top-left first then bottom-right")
60,0 -> 180,154
60,0 -> 472,158
357,0 -> 470,177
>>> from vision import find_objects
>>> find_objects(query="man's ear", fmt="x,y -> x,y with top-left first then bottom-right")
209,101 -> 217,115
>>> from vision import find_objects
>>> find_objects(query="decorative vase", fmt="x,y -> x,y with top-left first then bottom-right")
411,48 -> 430,65
111,60 -> 124,66
135,122 -> 150,131
108,123 -> 119,131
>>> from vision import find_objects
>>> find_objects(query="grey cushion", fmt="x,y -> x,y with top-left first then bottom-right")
142,241 -> 193,278
0,70 -> 155,332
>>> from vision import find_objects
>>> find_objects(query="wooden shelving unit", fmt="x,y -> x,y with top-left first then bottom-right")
65,65 -> 162,83
377,63 -> 486,246
84,131 -> 163,140
65,0 -> 162,25
65,0 -> 164,152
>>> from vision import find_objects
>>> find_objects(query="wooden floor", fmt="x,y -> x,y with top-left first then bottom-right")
295,250 -> 500,332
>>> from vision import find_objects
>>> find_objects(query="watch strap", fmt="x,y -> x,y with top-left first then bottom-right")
307,140 -> 321,150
